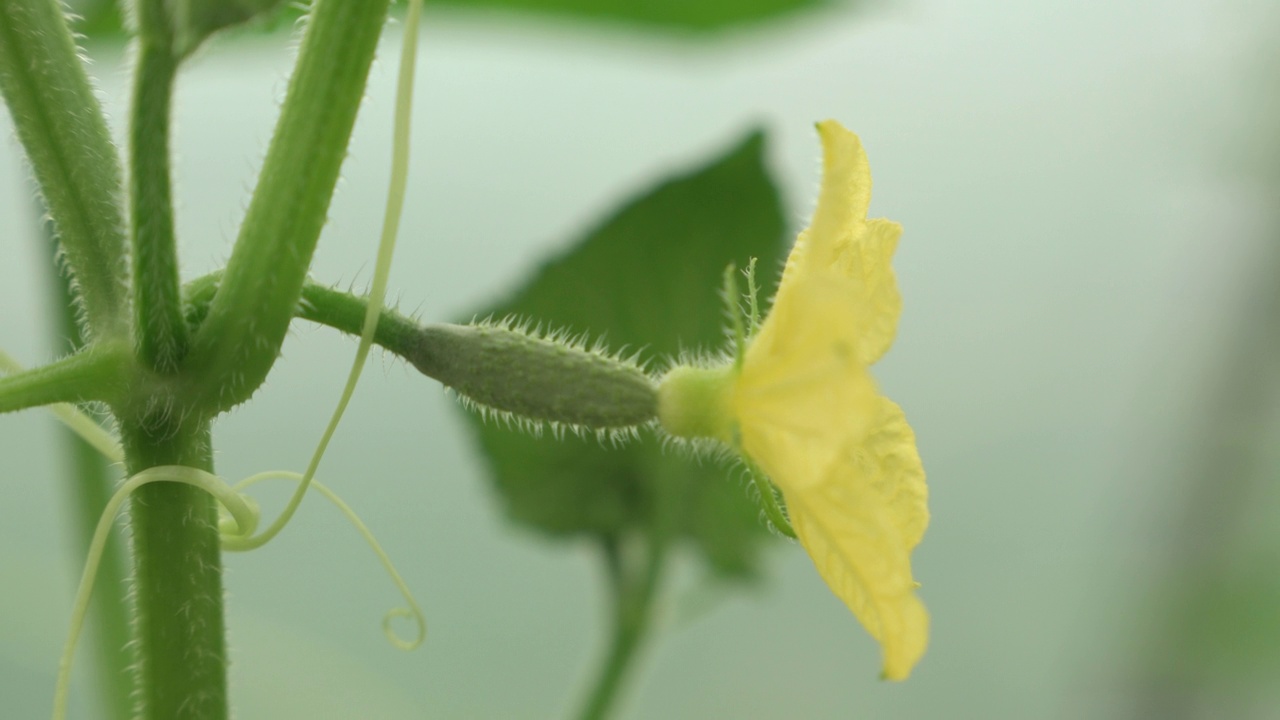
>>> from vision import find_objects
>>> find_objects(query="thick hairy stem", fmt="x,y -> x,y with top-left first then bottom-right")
184,0 -> 393,414
121,422 -> 226,720
129,31 -> 188,373
0,0 -> 129,340
0,345 -> 128,414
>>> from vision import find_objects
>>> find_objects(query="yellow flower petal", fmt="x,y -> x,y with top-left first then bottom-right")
735,271 -> 877,490
657,120 -> 928,680
777,122 -> 902,365
805,120 -> 872,270
842,218 -> 903,365
780,121 -> 869,281
859,396 -> 928,549
784,445 -> 929,680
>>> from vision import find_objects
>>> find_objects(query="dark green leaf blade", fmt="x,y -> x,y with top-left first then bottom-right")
467,130 -> 788,579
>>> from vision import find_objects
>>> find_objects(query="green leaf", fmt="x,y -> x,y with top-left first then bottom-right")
465,130 -> 788,579
432,0 -> 831,32
68,0 -> 832,39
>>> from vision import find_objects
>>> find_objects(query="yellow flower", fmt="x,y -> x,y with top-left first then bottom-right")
657,120 -> 929,680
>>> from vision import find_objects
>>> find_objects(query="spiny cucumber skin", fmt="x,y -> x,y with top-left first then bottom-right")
410,324 -> 657,429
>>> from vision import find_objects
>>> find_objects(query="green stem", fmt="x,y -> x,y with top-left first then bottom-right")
185,273 -> 426,364
129,31 -> 188,372
184,0 -> 392,414
0,0 -> 129,340
121,423 -> 226,720
42,204 -> 135,720
118,5 -> 226,714
0,345 -> 128,413
299,282 -> 426,362
574,455 -> 689,720
576,532 -> 667,720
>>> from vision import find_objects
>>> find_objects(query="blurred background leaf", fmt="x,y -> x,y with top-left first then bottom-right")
427,0 -> 832,32
66,0 -> 837,41
66,0 -> 128,41
463,130 -> 786,581
1173,561 -> 1280,681
1120,29 -> 1280,720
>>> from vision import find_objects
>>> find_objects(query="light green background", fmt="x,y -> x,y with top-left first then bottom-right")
1,0 -> 1273,717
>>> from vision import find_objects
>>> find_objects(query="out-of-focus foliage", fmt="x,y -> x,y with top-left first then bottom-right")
1125,31 -> 1280,718
66,0 -> 128,40
69,0 -> 296,43
1173,561 -> 1280,680
174,0 -> 290,56
465,132 -> 787,579
429,0 -> 831,31
67,0 -> 833,41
